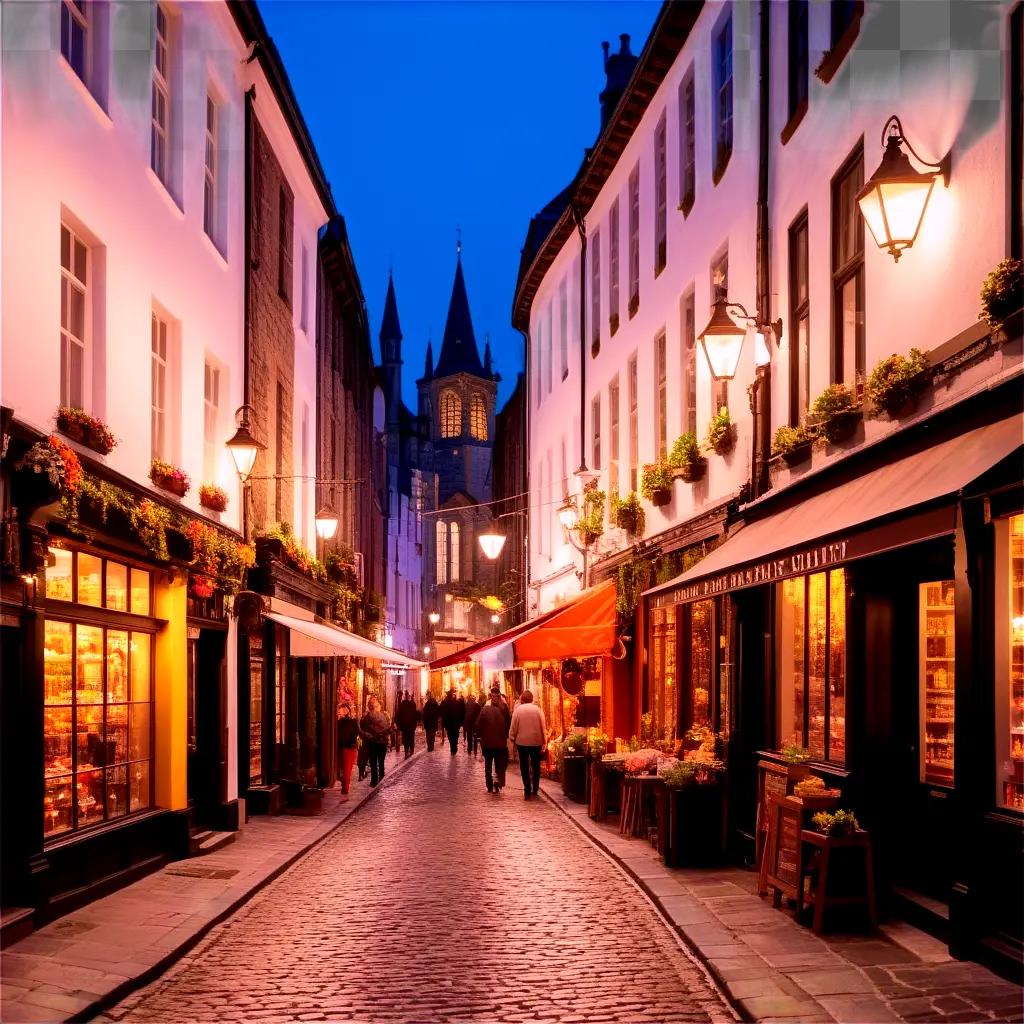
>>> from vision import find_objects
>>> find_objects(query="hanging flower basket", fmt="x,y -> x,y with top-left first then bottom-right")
14,436 -> 82,520
198,484 -> 228,513
674,458 -> 707,483
150,459 -> 190,497
56,407 -> 117,455
705,409 -> 735,456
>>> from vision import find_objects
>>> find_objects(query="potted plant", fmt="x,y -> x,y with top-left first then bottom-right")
561,732 -> 589,803
866,348 -> 930,418
771,424 -> 814,467
641,462 -> 673,506
811,808 -> 859,837
611,492 -> 644,535
809,383 -> 861,444
668,432 -> 707,483
577,486 -> 605,545
705,407 -> 735,456
15,436 -> 82,517
198,483 -> 228,513
980,257 -> 1023,338
659,756 -> 726,867
150,458 -> 190,497
55,407 -> 117,455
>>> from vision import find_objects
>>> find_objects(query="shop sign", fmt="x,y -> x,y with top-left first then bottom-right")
187,625 -> 201,640
657,539 -> 849,606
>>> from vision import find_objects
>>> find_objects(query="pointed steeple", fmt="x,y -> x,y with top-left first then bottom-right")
423,340 -> 434,381
380,271 -> 403,346
434,251 -> 485,378
483,334 -> 493,377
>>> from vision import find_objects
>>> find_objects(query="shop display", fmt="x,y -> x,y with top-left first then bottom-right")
650,606 -> 677,740
919,580 -> 955,787
1002,515 -> 1024,810
249,660 -> 264,786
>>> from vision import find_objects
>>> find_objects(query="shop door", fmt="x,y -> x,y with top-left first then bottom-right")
186,631 -> 227,827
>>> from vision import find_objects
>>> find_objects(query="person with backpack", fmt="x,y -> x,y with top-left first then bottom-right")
439,688 -> 465,756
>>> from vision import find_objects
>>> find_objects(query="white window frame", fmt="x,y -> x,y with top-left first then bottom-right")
628,354 -> 639,492
151,3 -> 171,184
436,520 -> 448,583
151,312 -> 169,461
60,221 -> 89,411
61,0 -> 89,83
203,91 -> 219,242
203,360 -> 220,484
449,521 -> 461,582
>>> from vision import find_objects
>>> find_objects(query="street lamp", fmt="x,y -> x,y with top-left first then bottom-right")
225,406 -> 265,483
698,301 -> 783,381
428,611 -> 440,625
478,527 -> 506,560
857,114 -> 950,263
557,495 -> 578,532
490,613 -> 500,625
314,506 -> 339,541
423,645 -> 431,656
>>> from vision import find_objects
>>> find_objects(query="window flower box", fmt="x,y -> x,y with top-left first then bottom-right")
772,425 -> 814,467
150,459 -> 190,497
641,463 -> 673,506
56,407 -> 117,455
809,384 -> 862,445
866,348 -> 930,418
198,484 -> 228,513
668,433 -> 707,483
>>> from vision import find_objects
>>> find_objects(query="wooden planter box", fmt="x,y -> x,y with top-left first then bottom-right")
778,440 -> 814,467
152,472 -> 188,497
673,458 -> 707,483
562,754 -> 588,804
57,413 -> 115,455
661,781 -> 726,867
649,487 -> 672,507
615,509 -> 640,533
822,409 -> 862,444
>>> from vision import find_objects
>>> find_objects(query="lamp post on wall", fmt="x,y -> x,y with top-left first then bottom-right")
557,466 -> 599,591
226,405 -> 265,542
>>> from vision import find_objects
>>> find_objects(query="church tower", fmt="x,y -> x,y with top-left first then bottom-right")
380,272 -> 403,468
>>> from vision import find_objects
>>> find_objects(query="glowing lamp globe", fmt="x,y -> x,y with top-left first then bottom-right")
314,507 -> 339,541
428,611 -> 440,625
557,497 -> 578,531
478,531 -> 506,560
226,420 -> 264,482
698,299 -> 746,381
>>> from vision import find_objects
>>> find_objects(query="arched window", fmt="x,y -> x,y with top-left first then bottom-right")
469,393 -> 488,440
435,520 -> 448,583
449,521 -> 461,582
440,389 -> 462,438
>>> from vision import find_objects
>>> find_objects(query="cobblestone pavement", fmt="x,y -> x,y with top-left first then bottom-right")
100,752 -> 734,1024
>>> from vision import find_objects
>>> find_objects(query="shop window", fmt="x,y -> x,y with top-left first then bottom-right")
998,514 -> 1024,810
105,560 -> 127,611
689,601 -> 713,731
47,547 -> 74,602
777,569 -> 846,762
43,617 -> 153,838
131,568 -> 151,616
920,581 -> 955,787
650,606 -> 678,741
249,658 -> 263,786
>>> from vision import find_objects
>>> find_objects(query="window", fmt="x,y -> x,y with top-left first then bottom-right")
679,71 -> 696,215
274,381 -> 285,522
249,657 -> 263,786
435,520 -> 448,583
609,198 -> 620,333
713,14 -> 733,181
679,597 -> 733,737
61,0 -> 88,82
277,185 -> 293,306
997,514 -> 1024,809
650,606 -> 677,741
608,377 -> 620,500
60,222 -> 88,410
831,0 -> 859,47
777,569 -> 846,763
559,280 -> 569,379
654,114 -> 667,275
534,317 -> 543,408
832,145 -> 864,386
710,252 -> 729,415
681,289 -> 697,435
655,331 -> 667,460
789,211 -> 810,424
151,3 -> 170,184
203,92 -> 219,242
43,548 -> 154,838
449,521 -> 460,582
546,302 -> 554,394
203,361 -> 220,484
440,389 -> 462,438
591,395 -> 601,472
469,392 -> 487,441
817,0 -> 863,83
590,230 -> 601,350
628,166 -> 640,315
151,313 -> 169,461
920,581 -> 956,787
300,244 -> 310,333
627,354 -> 638,491
274,644 -> 285,749
787,0 -> 809,126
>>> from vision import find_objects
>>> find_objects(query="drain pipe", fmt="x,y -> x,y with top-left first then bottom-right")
571,202 -> 589,479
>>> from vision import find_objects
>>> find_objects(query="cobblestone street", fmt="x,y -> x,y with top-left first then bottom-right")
101,751 -> 732,1024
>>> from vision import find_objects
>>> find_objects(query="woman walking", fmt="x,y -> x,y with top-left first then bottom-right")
359,695 -> 392,787
508,690 -> 547,800
336,701 -> 359,797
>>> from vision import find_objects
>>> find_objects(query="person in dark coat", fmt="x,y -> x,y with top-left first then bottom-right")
463,694 -> 481,756
422,694 -> 440,752
359,695 -> 391,787
439,689 -> 465,756
476,691 -> 511,793
336,701 -> 359,796
395,693 -> 420,758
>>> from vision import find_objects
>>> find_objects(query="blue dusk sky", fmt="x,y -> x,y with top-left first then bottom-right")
259,0 -> 660,409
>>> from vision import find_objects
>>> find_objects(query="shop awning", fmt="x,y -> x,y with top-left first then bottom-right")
265,612 -> 425,667
645,414 -> 1022,605
428,603 -> 566,670
513,579 -> 618,662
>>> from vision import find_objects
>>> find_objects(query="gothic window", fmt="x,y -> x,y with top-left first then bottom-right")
436,520 -> 448,583
440,389 -> 462,438
450,521 -> 461,582
469,393 -> 487,440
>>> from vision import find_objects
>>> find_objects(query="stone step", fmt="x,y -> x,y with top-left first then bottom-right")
189,830 -> 236,857
1,906 -> 35,948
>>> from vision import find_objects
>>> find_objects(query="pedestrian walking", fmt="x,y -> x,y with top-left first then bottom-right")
359,695 -> 391,787
439,688 -> 465,756
476,690 -> 510,793
395,692 -> 419,758
422,693 -> 440,752
336,701 -> 359,797
509,689 -> 547,800
463,693 -> 481,756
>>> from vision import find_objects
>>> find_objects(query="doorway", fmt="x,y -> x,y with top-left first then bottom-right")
186,628 -> 227,829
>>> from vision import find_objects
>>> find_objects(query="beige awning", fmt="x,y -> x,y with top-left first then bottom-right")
265,611 -> 425,666
646,414 -> 1022,605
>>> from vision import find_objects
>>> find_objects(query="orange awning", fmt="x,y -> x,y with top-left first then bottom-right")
427,605 -> 564,670
513,579 -> 618,662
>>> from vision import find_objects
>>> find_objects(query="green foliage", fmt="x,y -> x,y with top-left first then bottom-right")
668,432 -> 701,470
577,487 -> 605,544
778,742 -> 812,764
562,732 -> 587,756
866,348 -> 929,413
980,258 -> 1023,330
810,383 -> 857,419
811,808 -> 860,836
616,554 -> 653,617
611,491 -> 645,534
705,407 -> 733,453
659,760 -> 697,788
640,462 -> 672,499
771,424 -> 812,456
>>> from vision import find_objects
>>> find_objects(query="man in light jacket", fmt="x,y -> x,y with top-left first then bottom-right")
508,690 -> 547,800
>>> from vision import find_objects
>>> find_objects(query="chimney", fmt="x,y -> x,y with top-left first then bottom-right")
598,32 -> 638,132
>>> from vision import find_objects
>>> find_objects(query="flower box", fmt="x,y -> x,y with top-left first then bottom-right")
198,484 -> 228,513
56,407 -> 116,455
649,487 -> 672,507
561,754 -> 588,804
780,439 -> 814,467
821,408 -> 862,444
150,460 -> 190,498
673,458 -> 707,483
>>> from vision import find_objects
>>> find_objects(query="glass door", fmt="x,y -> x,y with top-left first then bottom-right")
919,581 -> 955,787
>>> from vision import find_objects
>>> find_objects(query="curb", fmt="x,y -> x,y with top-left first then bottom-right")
75,750 -> 425,1023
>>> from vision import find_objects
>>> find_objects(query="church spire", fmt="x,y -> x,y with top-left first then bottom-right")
483,334 -> 493,377
380,270 -> 403,346
434,249 -> 485,378
423,339 -> 434,380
